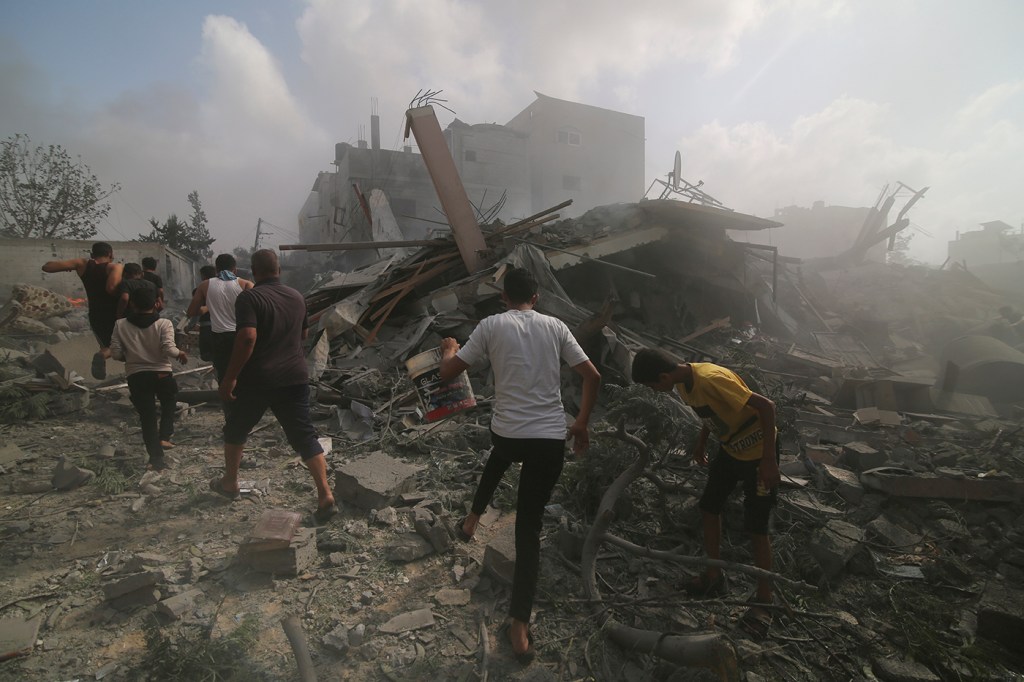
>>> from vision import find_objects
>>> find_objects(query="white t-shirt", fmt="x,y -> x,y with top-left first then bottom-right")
456,309 -> 588,440
207,278 -> 243,333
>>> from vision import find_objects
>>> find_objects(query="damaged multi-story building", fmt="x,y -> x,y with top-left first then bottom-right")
297,93 -> 644,271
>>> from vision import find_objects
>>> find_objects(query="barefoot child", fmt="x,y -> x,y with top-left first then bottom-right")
110,286 -> 187,470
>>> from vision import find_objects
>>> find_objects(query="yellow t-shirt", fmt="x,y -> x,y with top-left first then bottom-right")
675,363 -> 771,461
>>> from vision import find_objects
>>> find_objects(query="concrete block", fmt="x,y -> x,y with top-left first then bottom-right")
156,589 -> 202,621
483,522 -> 516,585
867,516 -> 922,549
379,608 -> 435,634
0,615 -> 42,660
820,464 -> 865,504
977,581 -> 1024,650
238,527 -> 316,576
384,533 -> 434,562
804,444 -> 841,466
102,571 -> 165,600
807,520 -> 865,580
334,451 -> 424,510
842,441 -> 887,471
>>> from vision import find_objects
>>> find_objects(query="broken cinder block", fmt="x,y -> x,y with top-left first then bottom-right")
841,442 -> 886,472
482,521 -> 516,585
156,589 -> 202,621
102,570 -> 166,601
384,533 -> 434,562
334,451 -> 424,511
807,520 -> 865,580
820,464 -> 865,504
238,527 -> 316,576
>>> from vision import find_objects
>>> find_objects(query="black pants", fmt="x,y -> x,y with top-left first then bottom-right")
127,371 -> 178,464
198,321 -> 213,361
470,431 -> 565,623
211,331 -> 237,383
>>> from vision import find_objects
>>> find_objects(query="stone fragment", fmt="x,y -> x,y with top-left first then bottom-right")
156,589 -> 202,621
807,520 -> 865,580
379,608 -> 435,634
483,521 -> 516,585
0,615 -> 41,661
373,507 -> 399,526
820,464 -> 864,504
51,456 -> 94,491
349,623 -> 366,647
109,588 -> 161,611
414,517 -> 451,554
434,588 -> 471,606
102,571 -> 165,600
977,581 -> 1024,649
334,451 -> 424,510
871,657 -> 940,682
841,442 -> 886,471
867,517 -> 922,549
384,533 -> 434,562
323,624 -> 349,653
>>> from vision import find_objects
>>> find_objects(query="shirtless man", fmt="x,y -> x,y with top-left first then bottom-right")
42,242 -> 123,379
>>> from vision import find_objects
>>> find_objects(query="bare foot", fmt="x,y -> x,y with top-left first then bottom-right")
509,618 -> 531,656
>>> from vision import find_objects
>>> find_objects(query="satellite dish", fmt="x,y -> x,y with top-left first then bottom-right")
672,151 -> 682,190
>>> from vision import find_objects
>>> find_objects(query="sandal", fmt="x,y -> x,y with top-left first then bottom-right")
209,476 -> 240,501
682,572 -> 727,597
737,600 -> 773,640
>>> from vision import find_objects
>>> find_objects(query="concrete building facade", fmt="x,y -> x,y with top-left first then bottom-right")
947,220 -> 1024,292
0,239 -> 200,302
507,92 -> 646,218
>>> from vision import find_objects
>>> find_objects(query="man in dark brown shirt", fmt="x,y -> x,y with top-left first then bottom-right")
211,249 -> 338,523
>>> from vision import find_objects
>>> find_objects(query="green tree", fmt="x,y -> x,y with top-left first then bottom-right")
139,190 -> 215,262
0,134 -> 120,239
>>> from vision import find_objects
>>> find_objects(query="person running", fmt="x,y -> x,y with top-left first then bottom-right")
439,266 -> 601,663
109,286 -> 188,470
211,249 -> 337,524
631,348 -> 780,640
41,242 -> 123,379
186,254 -> 253,383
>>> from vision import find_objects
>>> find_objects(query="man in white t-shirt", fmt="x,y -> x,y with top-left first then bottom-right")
186,253 -> 253,383
440,266 -> 600,663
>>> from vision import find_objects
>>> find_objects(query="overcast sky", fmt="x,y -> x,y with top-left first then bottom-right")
2,0 -> 1021,263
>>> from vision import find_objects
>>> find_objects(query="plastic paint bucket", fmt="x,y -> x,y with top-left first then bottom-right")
405,347 -> 477,422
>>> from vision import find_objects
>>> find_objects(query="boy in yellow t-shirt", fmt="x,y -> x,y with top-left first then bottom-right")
632,348 -> 780,639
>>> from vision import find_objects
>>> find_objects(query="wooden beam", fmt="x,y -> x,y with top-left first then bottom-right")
279,239 -> 448,252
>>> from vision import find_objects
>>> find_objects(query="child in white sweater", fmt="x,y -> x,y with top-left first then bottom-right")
110,286 -> 187,470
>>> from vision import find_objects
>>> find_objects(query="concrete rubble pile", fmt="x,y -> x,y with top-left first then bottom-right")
1,195 -> 1023,680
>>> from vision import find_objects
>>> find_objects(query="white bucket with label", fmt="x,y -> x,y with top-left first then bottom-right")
405,347 -> 477,422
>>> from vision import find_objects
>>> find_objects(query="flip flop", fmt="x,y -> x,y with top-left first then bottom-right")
314,503 -> 339,525
209,476 -> 240,501
91,352 -> 106,380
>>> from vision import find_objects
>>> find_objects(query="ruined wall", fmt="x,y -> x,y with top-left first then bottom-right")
0,239 -> 199,302
445,121 -> 532,222
507,93 -> 645,218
